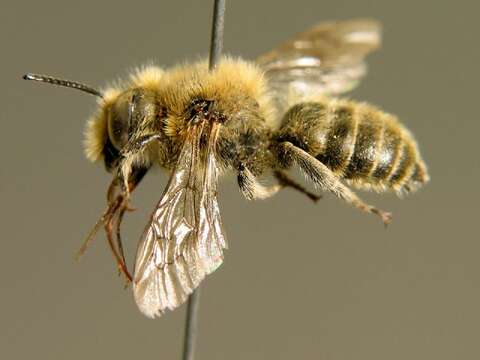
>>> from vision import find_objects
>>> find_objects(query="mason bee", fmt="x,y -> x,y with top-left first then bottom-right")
24,19 -> 429,318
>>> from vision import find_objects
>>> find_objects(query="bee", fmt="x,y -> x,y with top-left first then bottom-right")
24,19 -> 429,318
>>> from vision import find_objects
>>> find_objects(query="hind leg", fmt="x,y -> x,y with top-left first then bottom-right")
281,142 -> 392,225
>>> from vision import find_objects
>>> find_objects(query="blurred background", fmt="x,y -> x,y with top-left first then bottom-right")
1,1 -> 479,359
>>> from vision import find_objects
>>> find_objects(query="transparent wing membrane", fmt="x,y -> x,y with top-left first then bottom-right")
133,124 -> 226,318
257,19 -> 381,113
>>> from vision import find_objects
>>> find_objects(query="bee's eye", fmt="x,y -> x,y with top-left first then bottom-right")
108,92 -> 139,150
107,89 -> 158,151
108,109 -> 129,150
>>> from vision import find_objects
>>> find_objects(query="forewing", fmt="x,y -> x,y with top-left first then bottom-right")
257,19 -> 381,112
133,125 -> 226,318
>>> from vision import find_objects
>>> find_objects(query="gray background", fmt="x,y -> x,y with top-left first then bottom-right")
1,1 -> 479,359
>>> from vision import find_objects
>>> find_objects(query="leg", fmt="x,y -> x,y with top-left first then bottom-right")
76,164 -> 150,283
237,166 -> 321,202
108,164 -> 149,282
123,134 -> 163,153
273,170 -> 321,203
117,134 -> 161,197
104,197 -> 133,283
76,184 -> 133,281
114,204 -> 128,274
237,165 -> 282,200
282,142 -> 392,225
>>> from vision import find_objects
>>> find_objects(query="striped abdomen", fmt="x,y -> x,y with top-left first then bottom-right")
276,100 -> 429,194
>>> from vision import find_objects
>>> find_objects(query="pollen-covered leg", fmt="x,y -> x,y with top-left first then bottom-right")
273,170 -> 321,202
282,142 -> 392,225
237,165 -> 282,200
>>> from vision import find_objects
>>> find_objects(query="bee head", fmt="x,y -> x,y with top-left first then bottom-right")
86,87 -> 161,171
23,67 -> 166,172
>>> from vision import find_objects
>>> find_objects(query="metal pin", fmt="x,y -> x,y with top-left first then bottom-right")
182,2 -> 226,360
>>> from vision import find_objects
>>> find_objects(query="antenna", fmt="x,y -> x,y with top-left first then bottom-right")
23,73 -> 103,98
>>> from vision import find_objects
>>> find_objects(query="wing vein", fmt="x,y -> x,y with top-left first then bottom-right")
132,123 -> 227,318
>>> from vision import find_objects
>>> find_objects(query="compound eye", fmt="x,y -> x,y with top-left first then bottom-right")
107,92 -> 136,150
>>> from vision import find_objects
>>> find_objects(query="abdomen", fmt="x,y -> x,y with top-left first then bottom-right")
275,99 -> 429,194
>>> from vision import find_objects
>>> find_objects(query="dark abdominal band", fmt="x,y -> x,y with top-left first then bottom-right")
319,104 -> 420,190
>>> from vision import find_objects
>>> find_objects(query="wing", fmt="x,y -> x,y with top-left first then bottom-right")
257,19 -> 381,113
132,123 -> 226,318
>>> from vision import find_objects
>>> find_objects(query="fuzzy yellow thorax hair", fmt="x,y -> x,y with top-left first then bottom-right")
84,57 -> 273,162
